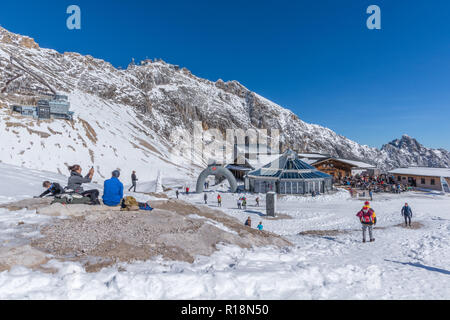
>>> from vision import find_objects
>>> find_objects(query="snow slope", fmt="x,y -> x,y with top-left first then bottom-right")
0,163 -> 449,299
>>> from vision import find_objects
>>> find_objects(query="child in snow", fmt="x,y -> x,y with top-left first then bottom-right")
245,217 -> 252,227
257,222 -> 263,231
217,194 -> 222,207
37,181 -> 64,198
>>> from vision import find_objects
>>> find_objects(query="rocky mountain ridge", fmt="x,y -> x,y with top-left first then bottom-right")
0,26 -> 449,176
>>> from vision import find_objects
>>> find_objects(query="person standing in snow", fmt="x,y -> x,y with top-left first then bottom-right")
255,197 -> 260,207
217,194 -> 222,207
128,171 -> 138,192
369,189 -> 373,201
237,198 -> 242,209
176,189 -> 179,199
242,197 -> 247,210
356,201 -> 377,243
401,202 -> 413,227
204,193 -> 208,204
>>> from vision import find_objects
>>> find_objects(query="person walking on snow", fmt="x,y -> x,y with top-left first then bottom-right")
128,171 -> 138,192
356,201 -> 377,243
176,189 -> 179,199
256,197 -> 260,207
401,202 -> 413,227
217,194 -> 222,207
204,193 -> 208,204
237,198 -> 242,209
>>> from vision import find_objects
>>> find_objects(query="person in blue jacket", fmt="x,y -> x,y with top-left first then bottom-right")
102,170 -> 124,206
401,202 -> 413,227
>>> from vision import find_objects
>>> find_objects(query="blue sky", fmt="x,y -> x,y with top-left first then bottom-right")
1,0 -> 449,149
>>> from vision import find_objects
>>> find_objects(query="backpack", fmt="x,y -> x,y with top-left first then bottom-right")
121,196 -> 139,211
138,202 -> 153,211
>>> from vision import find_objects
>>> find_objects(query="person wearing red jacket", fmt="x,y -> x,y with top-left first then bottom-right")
356,201 -> 377,243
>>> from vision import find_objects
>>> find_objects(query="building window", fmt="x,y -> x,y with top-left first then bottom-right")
421,178 -> 425,185
398,176 -> 401,181
431,179 -> 435,185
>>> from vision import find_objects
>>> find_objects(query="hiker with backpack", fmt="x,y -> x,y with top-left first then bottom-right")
37,181 -> 64,198
128,171 -> 138,192
356,201 -> 377,243
401,202 -> 413,227
102,170 -> 124,207
67,164 -> 100,205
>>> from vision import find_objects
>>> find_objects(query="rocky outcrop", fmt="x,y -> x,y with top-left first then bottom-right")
1,198 -> 290,271
381,135 -> 450,168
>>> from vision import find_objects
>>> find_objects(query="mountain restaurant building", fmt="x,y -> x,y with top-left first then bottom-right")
311,157 -> 379,179
388,167 -> 450,192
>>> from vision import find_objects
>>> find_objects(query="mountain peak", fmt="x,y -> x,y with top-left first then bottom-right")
0,26 -> 39,49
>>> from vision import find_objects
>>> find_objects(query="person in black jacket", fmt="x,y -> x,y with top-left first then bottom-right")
38,181 -> 64,198
128,171 -> 138,192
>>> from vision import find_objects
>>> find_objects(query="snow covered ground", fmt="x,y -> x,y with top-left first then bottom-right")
0,162 -> 449,299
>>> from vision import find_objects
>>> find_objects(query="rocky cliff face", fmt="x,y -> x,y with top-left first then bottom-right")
381,135 -> 450,168
0,26 -> 448,174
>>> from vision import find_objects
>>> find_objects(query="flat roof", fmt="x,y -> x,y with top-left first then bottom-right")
389,167 -> 450,178
313,157 -> 376,169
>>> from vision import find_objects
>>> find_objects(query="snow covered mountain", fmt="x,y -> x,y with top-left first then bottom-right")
0,26 -> 448,180
381,135 -> 450,169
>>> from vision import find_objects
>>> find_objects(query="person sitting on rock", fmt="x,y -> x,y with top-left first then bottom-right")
37,181 -> 64,198
67,164 -> 100,205
102,170 -> 124,207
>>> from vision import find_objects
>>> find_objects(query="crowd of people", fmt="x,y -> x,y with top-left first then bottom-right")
338,174 -> 410,196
